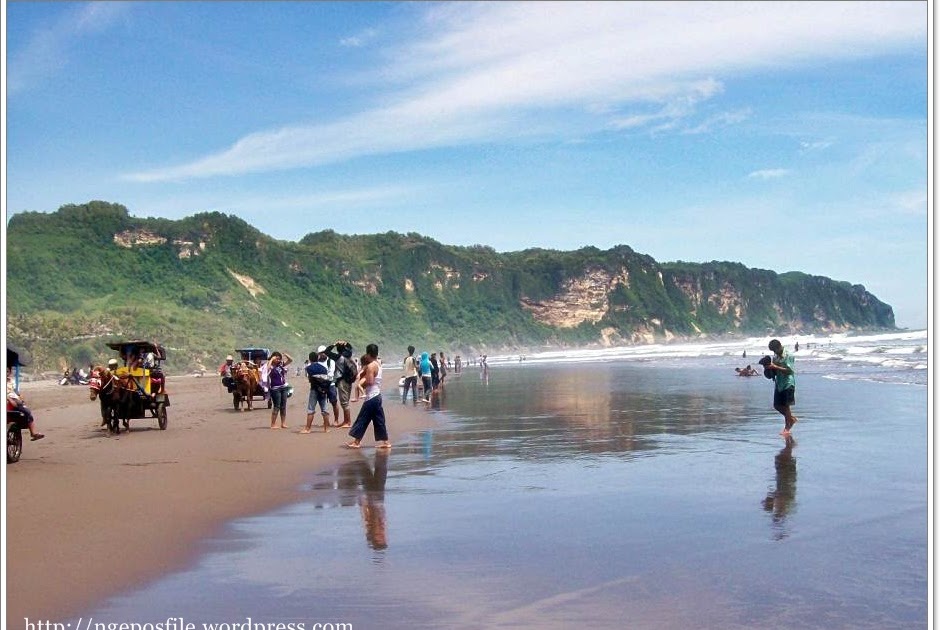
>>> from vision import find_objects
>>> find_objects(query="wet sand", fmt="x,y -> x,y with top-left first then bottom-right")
80,361 -> 924,630
5,375 -> 430,627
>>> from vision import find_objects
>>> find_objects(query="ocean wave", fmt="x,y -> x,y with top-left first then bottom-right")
489,330 -> 928,383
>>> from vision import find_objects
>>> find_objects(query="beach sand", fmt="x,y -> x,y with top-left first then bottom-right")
5,375 -> 429,627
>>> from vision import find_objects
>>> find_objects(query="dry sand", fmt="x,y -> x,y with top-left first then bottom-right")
5,375 -> 433,627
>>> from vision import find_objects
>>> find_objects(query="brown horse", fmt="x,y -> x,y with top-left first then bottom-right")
90,366 -> 138,434
233,363 -> 260,411
88,366 -> 117,430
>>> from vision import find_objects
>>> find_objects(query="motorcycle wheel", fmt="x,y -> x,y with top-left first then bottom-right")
7,423 -> 22,463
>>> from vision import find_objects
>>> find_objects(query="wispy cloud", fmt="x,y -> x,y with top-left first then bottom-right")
340,27 -> 378,48
748,168 -> 790,180
800,140 -> 834,152
124,1 -> 924,182
8,2 -> 131,95
889,189 -> 928,216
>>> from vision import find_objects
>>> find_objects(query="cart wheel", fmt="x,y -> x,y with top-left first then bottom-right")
7,423 -> 22,464
157,403 -> 168,430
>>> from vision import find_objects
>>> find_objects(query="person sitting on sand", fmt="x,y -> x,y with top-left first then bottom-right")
7,366 -> 44,441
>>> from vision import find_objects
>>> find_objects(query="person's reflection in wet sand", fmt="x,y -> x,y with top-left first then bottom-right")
354,449 -> 389,551
762,436 -> 797,540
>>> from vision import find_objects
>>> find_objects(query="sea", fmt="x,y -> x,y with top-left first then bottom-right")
85,330 -> 929,629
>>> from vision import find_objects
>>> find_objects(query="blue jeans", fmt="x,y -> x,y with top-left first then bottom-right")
401,376 -> 418,403
270,387 -> 288,414
349,395 -> 388,442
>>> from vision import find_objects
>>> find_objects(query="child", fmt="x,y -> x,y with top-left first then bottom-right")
7,367 -> 44,441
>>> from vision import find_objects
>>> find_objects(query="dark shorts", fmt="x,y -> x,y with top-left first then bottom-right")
774,386 -> 795,407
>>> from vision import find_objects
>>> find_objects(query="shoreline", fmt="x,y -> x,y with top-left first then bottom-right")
5,376 -> 436,626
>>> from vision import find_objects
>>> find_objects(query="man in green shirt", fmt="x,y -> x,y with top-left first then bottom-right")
768,339 -> 797,435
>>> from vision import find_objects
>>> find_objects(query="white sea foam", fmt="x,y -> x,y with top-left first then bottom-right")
487,330 -> 929,385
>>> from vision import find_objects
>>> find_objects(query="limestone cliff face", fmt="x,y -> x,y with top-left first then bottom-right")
520,266 -> 629,328
671,275 -> 746,327
114,228 -> 207,260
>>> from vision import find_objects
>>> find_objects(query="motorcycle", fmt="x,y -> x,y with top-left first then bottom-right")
59,371 -> 89,386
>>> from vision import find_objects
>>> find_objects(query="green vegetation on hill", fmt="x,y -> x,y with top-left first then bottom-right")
6,201 -> 895,373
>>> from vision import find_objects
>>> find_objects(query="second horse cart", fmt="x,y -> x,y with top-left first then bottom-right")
104,340 -> 170,433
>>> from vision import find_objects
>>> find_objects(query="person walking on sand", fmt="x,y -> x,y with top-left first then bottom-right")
401,345 -> 419,405
346,344 -> 391,449
265,351 -> 293,429
767,339 -> 797,435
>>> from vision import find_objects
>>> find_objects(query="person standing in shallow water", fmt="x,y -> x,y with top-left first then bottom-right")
401,345 -> 419,405
418,352 -> 432,403
346,344 -> 391,449
767,339 -> 797,435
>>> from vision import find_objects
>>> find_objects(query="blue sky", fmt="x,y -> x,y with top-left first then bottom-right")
3,1 -> 929,328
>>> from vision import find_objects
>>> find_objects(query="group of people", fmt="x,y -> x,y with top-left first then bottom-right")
400,346 -> 454,404
220,342 -> 391,449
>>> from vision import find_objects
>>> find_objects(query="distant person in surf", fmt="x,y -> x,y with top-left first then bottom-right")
766,339 -> 797,435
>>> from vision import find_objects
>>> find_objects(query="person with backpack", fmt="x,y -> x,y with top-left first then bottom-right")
401,345 -> 419,404
332,340 -> 357,428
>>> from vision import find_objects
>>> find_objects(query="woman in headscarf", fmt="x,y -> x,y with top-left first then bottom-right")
419,352 -> 432,403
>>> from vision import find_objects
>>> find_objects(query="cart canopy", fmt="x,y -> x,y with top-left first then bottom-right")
236,348 -> 271,363
106,340 -> 167,362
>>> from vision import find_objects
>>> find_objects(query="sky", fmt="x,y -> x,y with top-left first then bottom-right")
2,1 -> 930,328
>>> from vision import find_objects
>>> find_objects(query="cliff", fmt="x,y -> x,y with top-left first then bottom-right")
5,201 -> 895,372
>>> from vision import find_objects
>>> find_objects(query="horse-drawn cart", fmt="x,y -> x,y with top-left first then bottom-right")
104,340 -> 170,433
228,347 -> 271,411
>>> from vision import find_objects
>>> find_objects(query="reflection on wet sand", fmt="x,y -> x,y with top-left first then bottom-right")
413,364 -> 766,462
762,436 -> 797,540
316,451 -> 390,551
358,450 -> 389,550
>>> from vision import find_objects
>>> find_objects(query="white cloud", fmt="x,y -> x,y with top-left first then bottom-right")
8,2 -> 131,94
124,1 -> 924,182
683,108 -> 753,135
340,28 -> 378,48
747,169 -> 790,180
888,189 -> 928,216
800,140 -> 834,152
